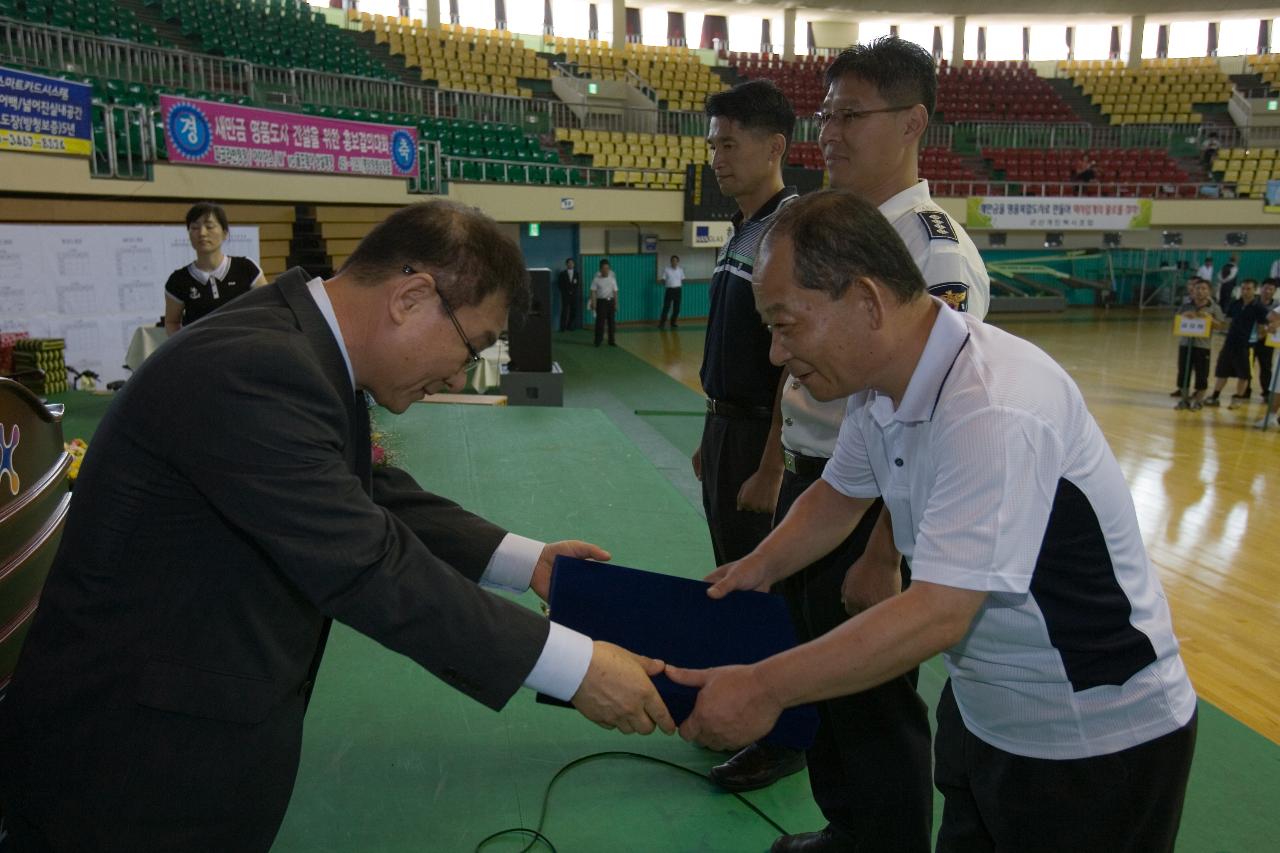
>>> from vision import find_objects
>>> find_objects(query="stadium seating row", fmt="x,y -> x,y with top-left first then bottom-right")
937,65 -> 1074,122
554,127 -> 699,187
1246,54 -> 1280,93
1065,59 -> 1231,125
986,147 -> 1188,182
545,38 -> 728,112
1,0 -> 160,44
358,13 -> 548,98
1210,147 -> 1279,199
151,0 -> 393,80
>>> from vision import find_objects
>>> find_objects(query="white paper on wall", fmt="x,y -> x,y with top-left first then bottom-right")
0,224 -> 260,384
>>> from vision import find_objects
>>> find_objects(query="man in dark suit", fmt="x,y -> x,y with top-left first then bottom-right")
557,256 -> 580,331
0,202 -> 673,852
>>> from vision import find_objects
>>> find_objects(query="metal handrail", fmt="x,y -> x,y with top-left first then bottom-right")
927,179 -> 1237,199
8,16 -> 1275,154
88,101 -> 151,179
435,153 -> 683,190
625,67 -> 658,104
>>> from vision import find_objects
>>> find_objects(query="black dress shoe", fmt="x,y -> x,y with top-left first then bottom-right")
708,742 -> 805,792
771,826 -> 859,853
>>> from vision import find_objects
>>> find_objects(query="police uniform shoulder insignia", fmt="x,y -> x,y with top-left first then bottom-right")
928,282 -> 969,312
918,210 -> 959,243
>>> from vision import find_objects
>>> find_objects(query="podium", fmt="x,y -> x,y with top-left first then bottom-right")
0,378 -> 73,699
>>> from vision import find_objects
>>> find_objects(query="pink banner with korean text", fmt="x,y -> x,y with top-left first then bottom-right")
159,96 -> 418,179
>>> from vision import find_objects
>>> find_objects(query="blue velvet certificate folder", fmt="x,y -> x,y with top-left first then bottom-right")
538,556 -> 819,750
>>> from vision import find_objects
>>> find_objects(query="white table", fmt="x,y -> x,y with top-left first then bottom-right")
124,326 -> 168,371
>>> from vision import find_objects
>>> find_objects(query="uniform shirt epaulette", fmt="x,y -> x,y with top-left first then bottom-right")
918,210 -> 959,243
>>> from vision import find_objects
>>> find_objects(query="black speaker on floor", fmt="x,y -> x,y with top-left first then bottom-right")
508,267 -> 552,372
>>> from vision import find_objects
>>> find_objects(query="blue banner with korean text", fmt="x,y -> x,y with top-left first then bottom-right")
0,66 -> 92,157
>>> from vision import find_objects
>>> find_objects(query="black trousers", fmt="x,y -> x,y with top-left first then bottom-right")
592,298 -> 616,345
558,284 -> 578,331
934,681 -> 1196,853
1214,341 -> 1251,380
772,468 -> 933,852
659,288 -> 682,325
1176,345 -> 1209,391
699,413 -> 773,565
1252,339 -> 1274,394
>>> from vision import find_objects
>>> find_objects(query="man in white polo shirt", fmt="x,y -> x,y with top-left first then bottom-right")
669,189 -> 1197,853
658,255 -> 686,329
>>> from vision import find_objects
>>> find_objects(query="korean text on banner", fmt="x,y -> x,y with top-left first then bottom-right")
0,67 -> 92,157
160,96 -> 418,179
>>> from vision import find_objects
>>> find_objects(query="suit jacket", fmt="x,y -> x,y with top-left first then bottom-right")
0,269 -> 551,851
556,267 -> 580,293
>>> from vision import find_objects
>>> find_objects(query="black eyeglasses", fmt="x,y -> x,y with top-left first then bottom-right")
814,105 -> 917,126
403,265 -> 482,373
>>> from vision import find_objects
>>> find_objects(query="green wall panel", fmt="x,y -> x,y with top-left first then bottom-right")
582,254 -> 712,324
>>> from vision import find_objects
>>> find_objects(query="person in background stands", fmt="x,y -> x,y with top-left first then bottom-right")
1217,253 -> 1239,309
1072,152 -> 1096,184
1200,131 -> 1220,170
1195,256 -> 1215,287
164,201 -> 266,335
1256,303 -> 1280,429
556,257 -> 581,332
1205,279 -> 1269,409
1253,279 -> 1277,402
658,255 -> 686,329
1174,279 -> 1225,410
589,259 -> 619,347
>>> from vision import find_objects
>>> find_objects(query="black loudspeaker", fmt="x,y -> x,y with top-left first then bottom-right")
508,267 -> 552,372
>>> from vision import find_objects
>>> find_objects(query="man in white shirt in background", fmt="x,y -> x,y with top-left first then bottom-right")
1196,256 -> 1215,287
658,255 -> 686,329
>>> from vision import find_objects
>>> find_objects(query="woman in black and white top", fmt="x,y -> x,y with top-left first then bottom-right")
163,202 -> 266,335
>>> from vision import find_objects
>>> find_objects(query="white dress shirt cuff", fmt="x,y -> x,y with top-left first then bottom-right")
522,622 -> 593,701
479,533 -> 544,592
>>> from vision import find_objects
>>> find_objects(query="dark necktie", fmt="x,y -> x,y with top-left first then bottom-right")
353,390 -> 372,495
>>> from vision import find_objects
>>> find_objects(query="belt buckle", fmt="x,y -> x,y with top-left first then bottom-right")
782,448 -> 797,474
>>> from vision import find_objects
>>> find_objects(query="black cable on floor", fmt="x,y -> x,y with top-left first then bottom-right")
473,750 -> 791,853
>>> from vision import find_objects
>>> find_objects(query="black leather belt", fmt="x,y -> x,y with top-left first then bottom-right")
782,448 -> 828,477
705,398 -> 772,420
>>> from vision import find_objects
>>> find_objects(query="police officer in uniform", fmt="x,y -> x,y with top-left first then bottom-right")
712,39 -> 991,853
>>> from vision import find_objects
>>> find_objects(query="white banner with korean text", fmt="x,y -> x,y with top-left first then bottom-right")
966,197 -> 1153,231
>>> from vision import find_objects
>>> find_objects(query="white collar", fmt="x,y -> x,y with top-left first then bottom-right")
868,298 -> 969,426
877,179 -> 933,221
305,276 -> 356,391
187,255 -> 232,284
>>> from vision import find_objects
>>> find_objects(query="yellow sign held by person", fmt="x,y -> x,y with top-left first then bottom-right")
1266,326 -> 1280,348
1174,314 -> 1212,338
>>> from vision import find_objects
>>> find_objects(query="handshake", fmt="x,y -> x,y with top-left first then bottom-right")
569,641 -> 786,752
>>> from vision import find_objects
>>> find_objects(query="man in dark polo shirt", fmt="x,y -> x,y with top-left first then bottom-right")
691,79 -> 805,788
